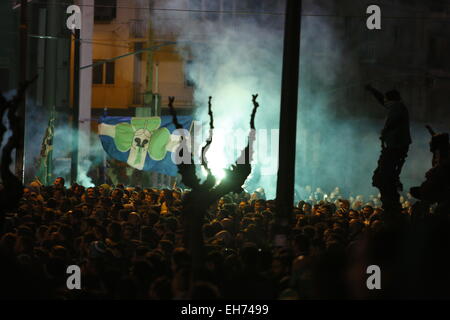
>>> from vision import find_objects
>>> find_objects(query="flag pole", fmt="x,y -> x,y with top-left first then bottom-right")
36,109 -> 55,185
71,29 -> 80,185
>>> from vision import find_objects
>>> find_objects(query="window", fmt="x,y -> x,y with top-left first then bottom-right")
92,61 -> 103,84
94,0 -> 117,22
105,62 -> 115,84
92,60 -> 115,85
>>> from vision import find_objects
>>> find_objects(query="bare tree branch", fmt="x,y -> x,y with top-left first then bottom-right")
168,93 -> 260,281
200,96 -> 216,190
167,96 -> 200,189
250,94 -> 259,130
211,94 -> 259,199
201,96 -> 214,171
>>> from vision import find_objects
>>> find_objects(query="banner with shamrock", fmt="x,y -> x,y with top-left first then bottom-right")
98,116 -> 193,176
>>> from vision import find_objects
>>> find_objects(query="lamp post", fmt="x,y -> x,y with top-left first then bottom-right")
276,0 -> 302,223
15,0 -> 28,182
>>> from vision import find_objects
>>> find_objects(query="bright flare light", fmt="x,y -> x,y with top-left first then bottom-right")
200,164 -> 226,185
211,168 -> 226,184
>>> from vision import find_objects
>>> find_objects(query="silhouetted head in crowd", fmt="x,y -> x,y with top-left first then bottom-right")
53,177 -> 65,190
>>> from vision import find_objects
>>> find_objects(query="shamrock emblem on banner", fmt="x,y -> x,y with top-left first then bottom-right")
113,117 -> 170,170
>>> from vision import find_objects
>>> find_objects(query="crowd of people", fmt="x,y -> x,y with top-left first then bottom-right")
294,186 -> 415,213
1,176 -> 450,300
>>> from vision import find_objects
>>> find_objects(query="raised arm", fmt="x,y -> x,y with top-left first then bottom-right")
365,84 -> 386,107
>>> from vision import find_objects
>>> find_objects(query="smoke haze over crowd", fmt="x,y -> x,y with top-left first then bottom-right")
3,0 -> 441,201
144,0 -> 438,200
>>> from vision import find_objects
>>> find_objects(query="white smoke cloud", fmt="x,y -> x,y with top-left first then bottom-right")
142,0 -> 439,202
51,122 -> 105,187
147,0 -> 285,197
9,1 -> 437,202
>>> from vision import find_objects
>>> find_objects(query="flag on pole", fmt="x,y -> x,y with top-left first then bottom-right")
98,116 -> 193,176
36,111 -> 55,185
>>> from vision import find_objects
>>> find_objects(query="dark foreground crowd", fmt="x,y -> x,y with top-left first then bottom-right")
1,177 -> 450,300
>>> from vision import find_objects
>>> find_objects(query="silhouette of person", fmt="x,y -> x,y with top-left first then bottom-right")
366,85 -> 411,215
410,129 -> 450,218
